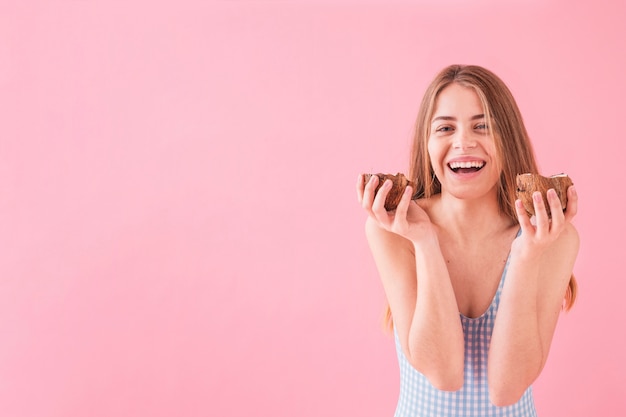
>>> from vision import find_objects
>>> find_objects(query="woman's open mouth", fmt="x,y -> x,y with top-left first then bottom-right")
448,160 -> 485,174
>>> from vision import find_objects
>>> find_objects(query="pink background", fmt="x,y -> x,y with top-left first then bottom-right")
1,1 -> 624,416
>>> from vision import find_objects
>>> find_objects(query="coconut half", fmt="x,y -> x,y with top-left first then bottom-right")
515,173 -> 573,218
363,172 -> 416,211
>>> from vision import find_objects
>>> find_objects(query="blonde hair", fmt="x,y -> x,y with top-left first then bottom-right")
384,64 -> 577,329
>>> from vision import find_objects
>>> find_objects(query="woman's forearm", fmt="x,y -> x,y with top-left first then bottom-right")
488,255 -> 544,406
406,237 -> 465,391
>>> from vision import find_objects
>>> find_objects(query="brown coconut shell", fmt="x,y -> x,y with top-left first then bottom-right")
515,173 -> 573,218
363,172 -> 416,211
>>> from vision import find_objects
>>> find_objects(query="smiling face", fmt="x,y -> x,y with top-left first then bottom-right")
427,83 -> 502,201
409,65 -> 540,221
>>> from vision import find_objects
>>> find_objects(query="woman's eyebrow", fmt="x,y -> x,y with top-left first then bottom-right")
431,115 -> 455,123
431,114 -> 485,124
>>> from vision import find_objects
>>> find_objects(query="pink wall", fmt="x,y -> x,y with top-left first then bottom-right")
1,1 -> 624,416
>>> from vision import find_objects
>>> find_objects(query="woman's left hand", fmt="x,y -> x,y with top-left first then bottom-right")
513,186 -> 578,259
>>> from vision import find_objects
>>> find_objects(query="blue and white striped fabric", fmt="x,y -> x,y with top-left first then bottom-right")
393,252 -> 537,417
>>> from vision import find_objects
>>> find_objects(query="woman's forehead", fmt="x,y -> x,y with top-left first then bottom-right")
432,84 -> 484,120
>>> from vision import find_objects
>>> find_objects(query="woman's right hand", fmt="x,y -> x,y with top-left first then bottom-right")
356,174 -> 436,243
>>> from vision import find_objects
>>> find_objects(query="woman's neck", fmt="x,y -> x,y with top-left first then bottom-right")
427,191 -> 514,244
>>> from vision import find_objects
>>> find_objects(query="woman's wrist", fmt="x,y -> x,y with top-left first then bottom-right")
410,227 -> 441,253
510,240 -> 544,263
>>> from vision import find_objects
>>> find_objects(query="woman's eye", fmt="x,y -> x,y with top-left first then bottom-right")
475,123 -> 488,130
436,126 -> 453,132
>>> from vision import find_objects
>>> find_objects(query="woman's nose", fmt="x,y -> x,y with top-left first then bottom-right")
453,130 -> 477,149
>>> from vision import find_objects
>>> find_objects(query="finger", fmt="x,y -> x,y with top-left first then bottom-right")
532,191 -> 550,233
394,185 -> 413,223
564,185 -> 578,222
372,179 -> 393,223
356,174 -> 364,204
547,188 -> 565,230
361,174 -> 379,213
515,199 -> 533,232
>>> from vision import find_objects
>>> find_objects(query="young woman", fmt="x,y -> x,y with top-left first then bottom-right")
356,65 -> 579,416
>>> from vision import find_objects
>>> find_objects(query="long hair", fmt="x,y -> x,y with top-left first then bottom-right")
384,65 -> 577,329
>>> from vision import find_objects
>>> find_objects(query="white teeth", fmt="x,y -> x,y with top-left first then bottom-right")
449,161 -> 485,169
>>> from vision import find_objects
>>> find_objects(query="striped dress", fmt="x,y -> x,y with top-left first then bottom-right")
393,252 -> 537,417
